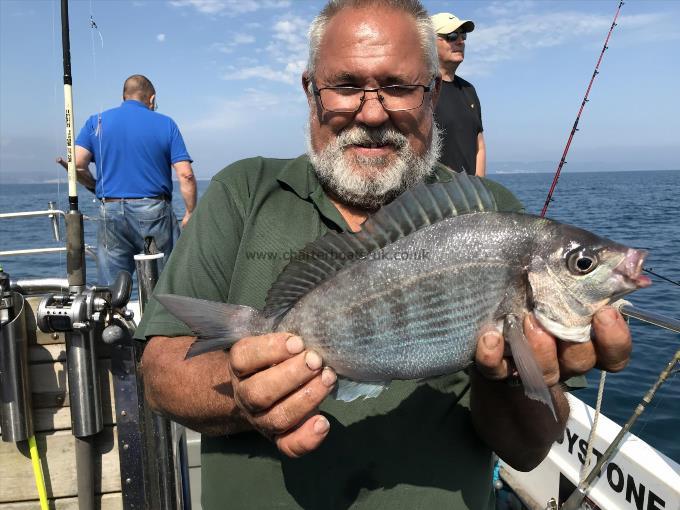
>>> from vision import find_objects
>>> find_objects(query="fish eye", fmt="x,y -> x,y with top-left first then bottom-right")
566,248 -> 598,275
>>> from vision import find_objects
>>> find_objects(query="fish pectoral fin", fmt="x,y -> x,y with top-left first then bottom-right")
503,314 -> 557,420
332,378 -> 389,402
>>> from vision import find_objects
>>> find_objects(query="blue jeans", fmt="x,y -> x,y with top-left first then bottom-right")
96,198 -> 180,285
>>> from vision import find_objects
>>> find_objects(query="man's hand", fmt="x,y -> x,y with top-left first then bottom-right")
475,306 -> 632,384
228,332 -> 337,458
181,212 -> 192,228
470,306 -> 632,471
55,152 -> 96,193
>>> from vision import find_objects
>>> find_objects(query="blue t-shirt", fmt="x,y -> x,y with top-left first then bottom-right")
75,100 -> 192,199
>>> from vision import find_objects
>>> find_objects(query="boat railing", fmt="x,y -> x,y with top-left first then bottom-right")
619,304 -> 680,334
0,201 -> 96,258
0,204 -> 192,509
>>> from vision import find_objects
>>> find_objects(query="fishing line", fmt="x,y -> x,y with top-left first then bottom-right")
88,0 -> 110,277
644,267 -> 680,288
579,370 -> 606,484
88,3 -> 105,181
632,364 -> 679,437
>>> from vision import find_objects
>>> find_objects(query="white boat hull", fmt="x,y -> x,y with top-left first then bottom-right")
501,393 -> 680,510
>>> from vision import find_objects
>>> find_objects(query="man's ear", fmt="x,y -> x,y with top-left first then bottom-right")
302,72 -> 314,104
429,75 -> 442,110
149,93 -> 156,111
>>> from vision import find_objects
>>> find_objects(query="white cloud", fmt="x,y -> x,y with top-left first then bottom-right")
211,42 -> 233,54
481,0 -> 537,18
7,7 -> 37,17
222,65 -> 296,85
233,33 -> 256,45
157,33 -> 166,42
169,0 -> 290,16
183,88 -> 304,133
460,7 -> 676,76
615,13 -> 680,44
218,14 -> 310,86
461,10 -> 649,76
211,33 -> 256,54
475,12 -> 607,53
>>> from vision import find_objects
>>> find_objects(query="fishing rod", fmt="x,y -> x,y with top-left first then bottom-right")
540,1 -> 624,218
55,5 -> 184,507
57,1 -> 102,508
535,0 -> 680,337
531,3 -> 680,507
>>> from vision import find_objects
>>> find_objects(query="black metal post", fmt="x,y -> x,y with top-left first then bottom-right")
135,247 -> 182,510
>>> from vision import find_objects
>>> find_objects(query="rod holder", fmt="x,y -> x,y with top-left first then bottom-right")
134,252 -> 164,314
133,246 -> 183,509
0,292 -> 34,442
65,326 -> 103,437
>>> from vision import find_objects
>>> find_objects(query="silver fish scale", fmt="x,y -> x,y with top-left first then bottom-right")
278,212 -> 548,382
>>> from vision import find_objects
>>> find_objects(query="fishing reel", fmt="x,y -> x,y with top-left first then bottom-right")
37,271 -> 133,334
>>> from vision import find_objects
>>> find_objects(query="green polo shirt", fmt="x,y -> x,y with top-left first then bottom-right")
136,154 -> 523,509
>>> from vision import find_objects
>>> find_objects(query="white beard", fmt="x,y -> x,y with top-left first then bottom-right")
307,121 -> 442,210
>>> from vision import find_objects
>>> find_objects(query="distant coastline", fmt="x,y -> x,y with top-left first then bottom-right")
491,168 -> 680,175
0,177 -> 215,185
2,168 -> 678,185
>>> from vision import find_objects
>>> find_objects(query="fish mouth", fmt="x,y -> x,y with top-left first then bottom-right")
614,248 -> 652,289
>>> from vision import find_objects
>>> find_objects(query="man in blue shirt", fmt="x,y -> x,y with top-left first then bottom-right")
57,74 -> 197,285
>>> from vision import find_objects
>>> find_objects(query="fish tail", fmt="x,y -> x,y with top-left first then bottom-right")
503,314 -> 558,420
154,294 -> 274,359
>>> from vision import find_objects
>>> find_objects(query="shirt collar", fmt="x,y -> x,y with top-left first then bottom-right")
277,154 -> 349,231
276,154 -> 317,200
276,154 -> 456,231
121,99 -> 149,109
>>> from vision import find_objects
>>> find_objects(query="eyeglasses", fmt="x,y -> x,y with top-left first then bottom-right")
439,31 -> 467,42
312,80 -> 435,113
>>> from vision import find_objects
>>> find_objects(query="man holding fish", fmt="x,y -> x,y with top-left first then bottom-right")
136,1 -> 643,508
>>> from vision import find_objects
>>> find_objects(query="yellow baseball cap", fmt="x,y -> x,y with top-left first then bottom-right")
431,12 -> 475,34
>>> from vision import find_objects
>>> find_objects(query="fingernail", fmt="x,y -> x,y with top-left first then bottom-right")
482,331 -> 501,349
596,308 -> 617,326
313,416 -> 330,434
305,351 -> 323,370
286,336 -> 304,354
321,367 -> 336,387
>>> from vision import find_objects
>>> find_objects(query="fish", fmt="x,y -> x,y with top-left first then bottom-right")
155,172 -> 651,418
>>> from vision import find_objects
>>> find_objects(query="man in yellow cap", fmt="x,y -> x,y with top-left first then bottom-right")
431,12 -> 485,177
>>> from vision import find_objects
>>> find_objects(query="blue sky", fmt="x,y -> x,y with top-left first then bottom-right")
1,0 -> 679,182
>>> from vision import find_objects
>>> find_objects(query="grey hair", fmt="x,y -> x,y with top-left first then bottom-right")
306,0 -> 438,82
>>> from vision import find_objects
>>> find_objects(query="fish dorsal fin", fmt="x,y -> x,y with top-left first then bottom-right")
264,172 -> 499,319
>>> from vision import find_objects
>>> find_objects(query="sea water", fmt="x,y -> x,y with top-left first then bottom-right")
1,170 -> 678,462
